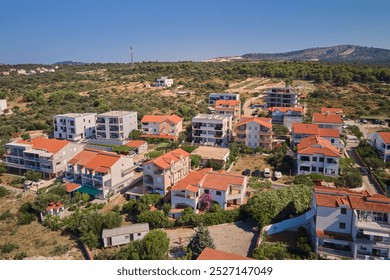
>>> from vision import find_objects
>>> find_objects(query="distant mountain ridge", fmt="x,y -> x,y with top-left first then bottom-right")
209,45 -> 390,64
54,60 -> 87,65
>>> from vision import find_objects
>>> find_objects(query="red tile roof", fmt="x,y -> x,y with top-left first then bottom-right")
321,108 -> 343,114
145,148 -> 189,169
65,182 -> 81,193
236,116 -> 272,129
297,135 -> 340,157
269,107 -> 304,113
125,140 -> 147,148
378,132 -> 390,144
171,168 -> 212,192
292,123 -> 319,135
312,113 -> 343,124
197,248 -> 254,260
17,138 -> 69,154
46,202 -> 64,211
202,171 -> 245,191
68,149 -> 121,172
141,114 -> 183,124
215,100 -> 241,107
318,128 -> 340,138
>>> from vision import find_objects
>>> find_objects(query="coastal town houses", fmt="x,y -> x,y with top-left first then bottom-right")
264,87 -> 300,108
311,186 -> 390,259
291,123 -> 343,151
95,111 -> 138,144
208,93 -> 240,105
141,114 -> 183,141
312,112 -> 343,133
4,138 -> 83,179
214,99 -> 241,120
235,117 -> 272,149
268,107 -> 303,131
170,168 -> 247,217
296,135 -> 340,177
64,149 -> 135,199
142,148 -> 190,195
368,132 -> 390,162
125,140 -> 148,154
53,113 -> 96,142
192,114 -> 232,147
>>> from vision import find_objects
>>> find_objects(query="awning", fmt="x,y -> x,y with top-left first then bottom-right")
363,230 -> 390,237
323,239 -> 350,246
76,186 -> 102,197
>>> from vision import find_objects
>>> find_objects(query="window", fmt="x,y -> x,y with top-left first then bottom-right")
331,139 -> 335,144
374,236 -> 383,242
312,157 -> 317,162
339,222 -> 346,229
311,166 -> 317,172
204,189 -> 209,194
216,191 -> 222,196
319,167 -> 324,172
125,235 -> 129,239
341,208 -> 347,215
137,233 -> 141,236
319,157 -> 324,162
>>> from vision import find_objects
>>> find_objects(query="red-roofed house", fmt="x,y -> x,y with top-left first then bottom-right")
292,123 -> 343,150
312,112 -> 343,133
368,132 -> 390,162
215,99 -> 241,120
170,169 -> 247,216
311,186 -> 390,259
65,149 -> 135,199
268,107 -> 304,130
143,148 -> 190,194
4,138 -> 83,179
235,116 -> 272,149
141,114 -> 183,140
297,135 -> 340,176
125,140 -> 148,154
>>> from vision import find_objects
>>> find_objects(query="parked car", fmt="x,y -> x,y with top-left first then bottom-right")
274,171 -> 282,180
263,168 -> 271,178
135,166 -> 143,172
360,167 -> 369,175
243,169 -> 251,176
252,169 -> 261,177
361,119 -> 368,124
372,119 -> 380,124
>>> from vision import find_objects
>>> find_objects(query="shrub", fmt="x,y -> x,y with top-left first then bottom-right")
1,242 -> 19,254
14,252 -> 28,260
0,210 -> 13,220
0,186 -> 10,198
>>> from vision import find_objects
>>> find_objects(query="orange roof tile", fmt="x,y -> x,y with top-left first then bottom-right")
145,148 -> 189,169
378,132 -> 390,144
46,202 -> 64,211
312,113 -> 343,124
17,138 -> 69,154
321,107 -> 343,114
292,123 -> 319,135
65,182 -> 81,193
297,135 -> 340,157
215,100 -> 241,107
68,149 -> 120,172
202,172 -> 245,191
318,128 -> 340,138
269,107 -> 304,113
315,230 -> 353,242
236,116 -> 272,129
197,248 -> 254,260
171,168 -> 212,192
125,140 -> 147,148
141,114 -> 183,124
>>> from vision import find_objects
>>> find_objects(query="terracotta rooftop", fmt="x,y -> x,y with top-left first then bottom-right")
68,149 -> 121,172
318,128 -> 340,138
297,135 -> 340,157
316,230 -> 353,242
141,114 -> 183,124
269,107 -> 304,113
17,138 -> 69,154
197,248 -> 254,260
378,132 -> 390,144
236,116 -> 272,129
46,202 -> 64,211
215,100 -> 241,107
312,112 -> 343,124
171,168 -> 212,192
145,148 -> 189,169
125,140 -> 147,148
292,123 -> 319,135
65,182 -> 81,193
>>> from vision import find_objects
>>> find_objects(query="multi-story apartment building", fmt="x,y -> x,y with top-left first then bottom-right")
215,100 -> 241,120
53,113 -> 96,142
156,77 -> 173,87
208,93 -> 240,105
268,107 -> 303,130
64,149 -> 135,199
264,87 -> 300,108
0,99 -> 7,114
143,148 -> 190,195
192,114 -> 232,146
312,112 -> 343,133
297,135 -> 340,177
95,111 -> 137,143
368,132 -> 390,162
235,117 -> 272,149
291,123 -> 343,150
170,168 -> 247,216
141,114 -> 183,140
4,138 -> 83,179
311,186 -> 390,259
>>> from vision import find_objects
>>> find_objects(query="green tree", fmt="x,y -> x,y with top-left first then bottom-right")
0,186 -> 10,198
272,124 -> 289,136
129,129 -> 142,140
42,214 -> 62,231
0,163 -> 6,174
21,133 -> 31,140
252,242 -> 290,260
337,168 -> 363,188
25,171 -> 42,182
205,159 -> 223,170
365,157 -> 385,171
137,210 -> 172,229
187,224 -> 215,260
190,154 -> 202,169
138,230 -> 170,260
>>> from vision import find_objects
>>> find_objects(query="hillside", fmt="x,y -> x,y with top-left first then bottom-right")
232,45 -> 390,64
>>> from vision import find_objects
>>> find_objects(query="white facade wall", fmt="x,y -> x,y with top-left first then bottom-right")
96,111 -> 137,142
297,153 -> 339,177
192,114 -> 232,146
316,206 -> 354,234
156,77 -> 173,87
369,133 -> 390,162
54,113 -> 96,142
103,230 -> 148,248
208,93 -> 240,105
0,99 -> 7,114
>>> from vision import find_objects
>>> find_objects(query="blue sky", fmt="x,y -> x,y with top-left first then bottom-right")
1,0 -> 390,64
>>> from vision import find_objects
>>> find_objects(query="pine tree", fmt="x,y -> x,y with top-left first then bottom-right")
187,224 -> 215,259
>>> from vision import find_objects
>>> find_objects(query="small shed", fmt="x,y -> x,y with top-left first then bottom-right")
102,223 -> 149,248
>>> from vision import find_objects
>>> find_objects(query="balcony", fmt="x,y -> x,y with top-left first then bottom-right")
356,220 -> 390,234
96,118 -> 106,124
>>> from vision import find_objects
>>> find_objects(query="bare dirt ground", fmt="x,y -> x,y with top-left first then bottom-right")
229,154 -> 272,176
101,194 -> 127,213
